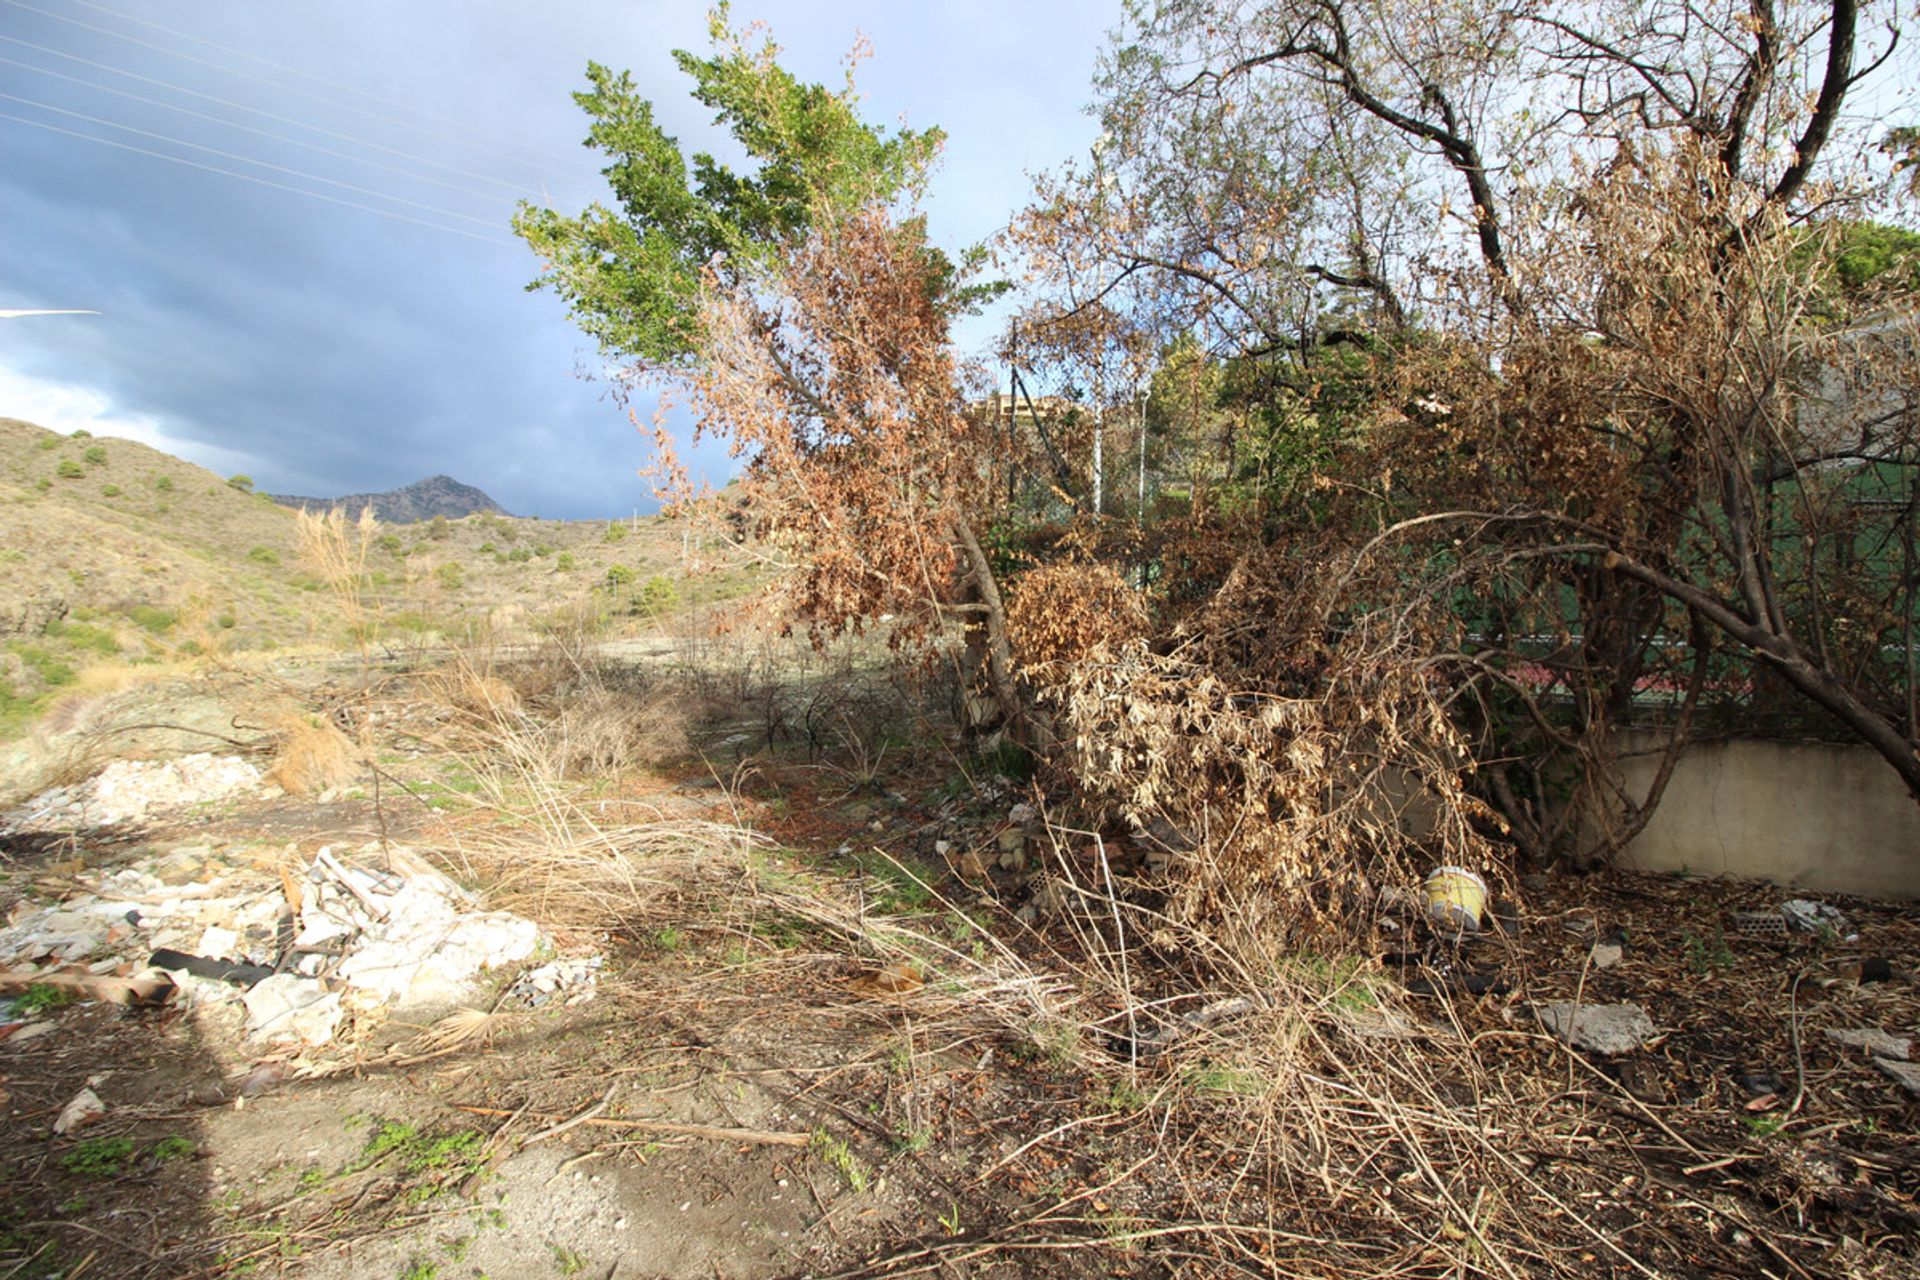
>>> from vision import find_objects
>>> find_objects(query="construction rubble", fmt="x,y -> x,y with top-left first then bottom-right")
1,839 -> 554,1049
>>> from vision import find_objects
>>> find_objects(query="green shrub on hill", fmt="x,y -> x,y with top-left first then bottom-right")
57,460 -> 82,479
82,445 -> 107,466
128,605 -> 177,634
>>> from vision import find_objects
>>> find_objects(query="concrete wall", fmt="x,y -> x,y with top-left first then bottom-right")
1613,733 -> 1920,899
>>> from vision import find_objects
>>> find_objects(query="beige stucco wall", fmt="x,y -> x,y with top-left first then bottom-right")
1614,733 -> 1920,899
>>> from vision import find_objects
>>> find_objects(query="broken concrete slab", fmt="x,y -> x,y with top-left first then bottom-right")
243,974 -> 342,1046
1537,1002 -> 1656,1055
1825,1027 -> 1912,1061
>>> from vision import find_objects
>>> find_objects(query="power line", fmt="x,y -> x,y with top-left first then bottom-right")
0,55 -> 518,208
0,0 -> 571,179
0,90 -> 506,229
0,34 -> 540,197
58,0 -> 562,170
0,110 -> 518,245
0,54 -> 520,207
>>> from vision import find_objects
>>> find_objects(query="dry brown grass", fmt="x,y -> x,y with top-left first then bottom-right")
264,711 -> 361,796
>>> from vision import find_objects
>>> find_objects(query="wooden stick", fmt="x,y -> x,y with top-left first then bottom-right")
314,847 -> 388,920
450,1104 -> 809,1148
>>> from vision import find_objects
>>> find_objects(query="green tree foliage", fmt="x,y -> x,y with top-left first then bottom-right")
513,10 -> 943,365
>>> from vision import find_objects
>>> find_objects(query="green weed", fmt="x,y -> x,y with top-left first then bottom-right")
810,1129 -> 870,1193
61,1136 -> 135,1178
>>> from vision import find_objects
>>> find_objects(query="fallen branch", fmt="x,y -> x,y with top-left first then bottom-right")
449,1103 -> 809,1148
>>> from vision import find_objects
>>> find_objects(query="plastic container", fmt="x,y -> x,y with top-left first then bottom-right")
1424,866 -> 1488,932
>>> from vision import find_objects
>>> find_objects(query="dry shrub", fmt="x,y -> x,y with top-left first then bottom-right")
1034,548 -> 1499,952
1005,559 -> 1146,672
266,712 -> 360,796
548,683 -> 689,776
451,671 -> 522,719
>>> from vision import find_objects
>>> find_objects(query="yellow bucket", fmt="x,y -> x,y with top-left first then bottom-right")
1424,866 -> 1488,932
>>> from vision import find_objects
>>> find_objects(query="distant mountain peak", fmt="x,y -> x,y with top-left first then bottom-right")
274,475 -> 508,523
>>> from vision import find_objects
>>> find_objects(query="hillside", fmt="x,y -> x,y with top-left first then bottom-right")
0,418 -> 771,737
274,474 -> 507,523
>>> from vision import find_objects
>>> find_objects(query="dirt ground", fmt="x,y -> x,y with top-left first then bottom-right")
5,651 -> 1920,1280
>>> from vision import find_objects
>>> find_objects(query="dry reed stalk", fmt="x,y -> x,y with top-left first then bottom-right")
294,504 -> 379,652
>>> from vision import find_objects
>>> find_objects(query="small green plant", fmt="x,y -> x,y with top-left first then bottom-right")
82,445 -> 107,466
36,435 -> 58,451
810,1129 -> 870,1193
61,1136 -> 136,1178
604,563 -> 636,588
69,428 -> 91,438
399,1259 -> 440,1280
16,982 -> 76,1014
376,533 -> 404,556
216,612 -> 237,629
603,521 -> 628,543
100,483 -> 121,497
555,552 -> 574,571
477,541 -> 496,554
892,1125 -> 933,1156
33,477 -> 51,491
550,1244 -> 586,1275
1742,1113 -> 1787,1138
246,545 -> 279,565
654,926 -> 684,952
1683,926 -> 1735,975
154,474 -> 173,491
227,473 -> 254,492
436,562 -> 464,590
425,515 -> 450,540
151,1135 -> 196,1163
937,1201 -> 962,1235
57,459 -> 83,479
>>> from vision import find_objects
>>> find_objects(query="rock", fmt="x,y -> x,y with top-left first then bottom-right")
954,849 -> 992,880
933,840 -> 953,858
1007,802 -> 1038,827
1028,878 -> 1069,920
1825,1027 -> 1912,1061
1876,1057 -> 1920,1100
54,1086 -> 105,1134
1590,942 -> 1624,969
243,975 -> 342,1045
196,926 -> 240,959
1537,1002 -> 1656,1055
1780,899 -> 1854,940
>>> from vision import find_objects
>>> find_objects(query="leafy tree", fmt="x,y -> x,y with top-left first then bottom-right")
1019,0 -> 1920,854
522,13 -> 1031,737
513,11 -> 941,366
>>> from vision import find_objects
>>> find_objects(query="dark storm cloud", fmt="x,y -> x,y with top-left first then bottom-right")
0,0 -> 1108,518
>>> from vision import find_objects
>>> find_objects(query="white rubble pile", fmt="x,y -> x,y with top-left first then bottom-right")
1,839 -> 549,1049
507,954 -> 603,1008
2,753 -> 264,830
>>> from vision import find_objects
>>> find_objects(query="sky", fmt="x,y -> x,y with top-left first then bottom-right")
0,0 -> 1115,518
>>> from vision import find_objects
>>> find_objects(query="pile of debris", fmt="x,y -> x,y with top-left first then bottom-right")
2,753 -> 266,830
1,840 -> 553,1048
